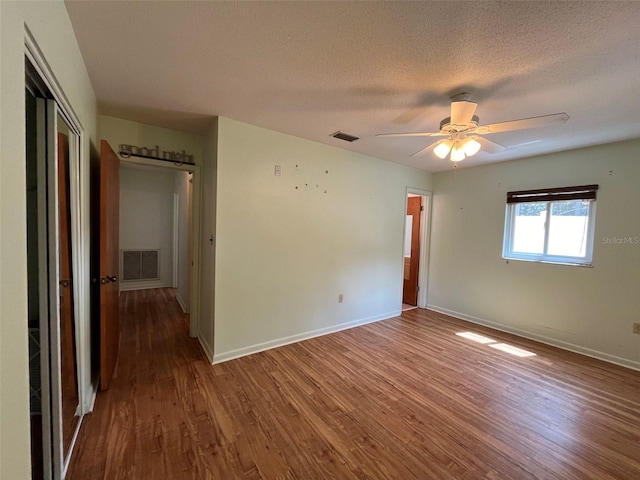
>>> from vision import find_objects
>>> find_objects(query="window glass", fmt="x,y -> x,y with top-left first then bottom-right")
512,202 -> 546,254
547,200 -> 590,257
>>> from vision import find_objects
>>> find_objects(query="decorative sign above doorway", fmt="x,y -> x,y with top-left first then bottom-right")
119,144 -> 195,165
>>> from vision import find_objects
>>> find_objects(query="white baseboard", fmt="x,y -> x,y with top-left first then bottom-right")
212,310 -> 401,365
176,292 -> 188,313
119,281 -> 172,292
427,304 -> 640,372
198,334 -> 214,363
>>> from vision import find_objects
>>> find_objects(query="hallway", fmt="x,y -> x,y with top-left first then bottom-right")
67,288 -> 206,478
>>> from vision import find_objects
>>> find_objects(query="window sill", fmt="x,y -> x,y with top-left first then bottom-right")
502,257 -> 593,268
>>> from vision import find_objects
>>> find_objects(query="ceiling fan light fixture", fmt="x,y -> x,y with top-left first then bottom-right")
462,137 -> 481,156
450,142 -> 466,162
433,139 -> 453,159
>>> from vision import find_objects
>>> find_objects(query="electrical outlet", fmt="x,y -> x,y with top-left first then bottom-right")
274,164 -> 281,176
633,323 -> 640,334
338,294 -> 344,304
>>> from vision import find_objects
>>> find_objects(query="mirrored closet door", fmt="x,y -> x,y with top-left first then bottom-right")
26,64 -> 83,479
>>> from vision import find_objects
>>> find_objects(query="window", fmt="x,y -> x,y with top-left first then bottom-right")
503,184 -> 598,265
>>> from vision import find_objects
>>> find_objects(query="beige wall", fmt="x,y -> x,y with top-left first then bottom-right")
213,117 -> 432,361
429,139 -> 640,369
0,1 -> 97,477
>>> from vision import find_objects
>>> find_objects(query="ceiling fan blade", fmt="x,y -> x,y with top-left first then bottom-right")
376,131 -> 445,138
450,101 -> 478,125
410,141 -> 440,157
475,136 -> 506,154
476,113 -> 569,134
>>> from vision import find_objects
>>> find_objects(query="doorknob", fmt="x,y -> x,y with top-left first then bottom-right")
108,275 -> 117,283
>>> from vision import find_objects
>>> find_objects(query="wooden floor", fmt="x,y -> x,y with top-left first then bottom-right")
67,288 -> 640,479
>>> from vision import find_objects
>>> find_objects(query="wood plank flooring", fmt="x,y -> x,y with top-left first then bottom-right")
67,288 -> 640,479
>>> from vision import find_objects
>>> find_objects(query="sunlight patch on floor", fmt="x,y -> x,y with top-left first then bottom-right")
488,343 -> 537,357
455,331 -> 497,344
456,331 -> 537,357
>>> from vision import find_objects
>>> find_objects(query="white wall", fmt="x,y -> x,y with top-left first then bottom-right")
213,117 -> 432,362
119,165 -> 176,290
429,138 -> 640,369
0,1 -> 97,478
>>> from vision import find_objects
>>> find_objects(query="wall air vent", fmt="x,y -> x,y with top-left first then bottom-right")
122,249 -> 160,281
331,131 -> 359,142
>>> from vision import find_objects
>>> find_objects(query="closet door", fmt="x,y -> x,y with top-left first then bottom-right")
56,125 -> 81,468
35,98 -> 82,479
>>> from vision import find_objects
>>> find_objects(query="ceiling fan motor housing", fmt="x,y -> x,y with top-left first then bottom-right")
440,115 -> 479,134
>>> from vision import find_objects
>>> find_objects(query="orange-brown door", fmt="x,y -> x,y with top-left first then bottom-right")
402,197 -> 421,305
57,133 -> 78,455
100,140 -> 120,390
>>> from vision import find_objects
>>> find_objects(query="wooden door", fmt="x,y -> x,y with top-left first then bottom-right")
57,133 -> 79,454
58,133 -> 77,398
100,140 -> 120,390
402,197 -> 421,305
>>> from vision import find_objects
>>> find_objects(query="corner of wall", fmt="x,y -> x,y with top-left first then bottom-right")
198,333 -> 215,364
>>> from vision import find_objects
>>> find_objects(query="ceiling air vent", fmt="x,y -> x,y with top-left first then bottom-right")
331,131 -> 359,142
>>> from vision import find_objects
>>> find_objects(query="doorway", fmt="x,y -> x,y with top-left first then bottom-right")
402,190 -> 431,311
118,156 -> 202,337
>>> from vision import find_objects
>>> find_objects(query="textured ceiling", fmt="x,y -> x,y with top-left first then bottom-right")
65,1 -> 640,172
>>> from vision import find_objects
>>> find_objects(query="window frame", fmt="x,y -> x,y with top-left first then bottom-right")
502,185 -> 598,266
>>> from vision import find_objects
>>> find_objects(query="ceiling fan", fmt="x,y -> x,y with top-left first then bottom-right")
376,93 -> 569,163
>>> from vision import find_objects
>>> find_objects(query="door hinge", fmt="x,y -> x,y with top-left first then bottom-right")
420,205 -> 424,211
416,285 -> 420,292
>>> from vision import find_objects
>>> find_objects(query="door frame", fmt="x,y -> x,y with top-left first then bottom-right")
119,156 -> 203,338
404,188 -> 432,309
